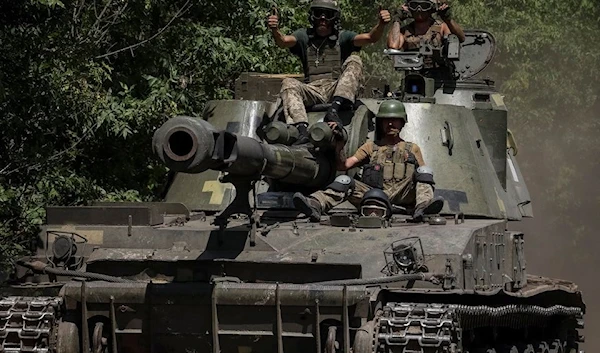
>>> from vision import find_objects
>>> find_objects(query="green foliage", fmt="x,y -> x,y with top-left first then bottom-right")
0,0 -> 599,277
454,0 -> 600,129
453,0 -> 600,207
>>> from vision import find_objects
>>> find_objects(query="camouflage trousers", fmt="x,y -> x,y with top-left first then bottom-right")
311,179 -> 434,214
280,54 -> 363,124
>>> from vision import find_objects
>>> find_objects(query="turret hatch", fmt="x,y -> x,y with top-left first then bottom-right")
455,30 -> 496,80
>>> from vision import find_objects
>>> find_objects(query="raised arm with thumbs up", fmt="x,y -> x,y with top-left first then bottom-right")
352,6 -> 391,47
267,7 -> 297,48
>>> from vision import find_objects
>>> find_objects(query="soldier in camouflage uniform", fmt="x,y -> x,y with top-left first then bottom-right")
293,100 -> 444,222
387,0 -> 465,51
268,0 -> 391,141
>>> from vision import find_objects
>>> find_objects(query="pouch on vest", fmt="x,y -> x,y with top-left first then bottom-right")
392,147 -> 406,180
381,149 -> 394,181
362,164 -> 384,189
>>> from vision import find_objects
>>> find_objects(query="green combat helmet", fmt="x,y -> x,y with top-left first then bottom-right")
309,0 -> 341,14
376,99 -> 407,138
376,99 -> 408,121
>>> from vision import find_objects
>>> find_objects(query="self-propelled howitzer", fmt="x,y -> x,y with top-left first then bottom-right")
0,30 -> 585,353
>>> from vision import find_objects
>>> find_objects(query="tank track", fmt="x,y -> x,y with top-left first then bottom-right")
0,296 -> 61,353
377,302 -> 584,353
377,303 -> 461,353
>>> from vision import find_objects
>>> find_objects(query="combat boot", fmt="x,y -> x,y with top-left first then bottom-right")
413,196 -> 444,221
292,122 -> 310,145
293,192 -> 322,222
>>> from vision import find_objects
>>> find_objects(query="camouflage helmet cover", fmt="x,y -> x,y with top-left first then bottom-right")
376,100 -> 408,122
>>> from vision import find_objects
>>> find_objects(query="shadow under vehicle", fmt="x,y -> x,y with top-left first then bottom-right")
0,30 -> 585,353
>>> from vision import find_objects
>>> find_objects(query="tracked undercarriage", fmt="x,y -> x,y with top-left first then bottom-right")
0,278 -> 584,352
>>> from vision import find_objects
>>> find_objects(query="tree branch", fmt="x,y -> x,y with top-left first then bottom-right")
0,163 -> 12,175
0,124 -> 95,177
96,0 -> 192,59
93,3 -> 128,46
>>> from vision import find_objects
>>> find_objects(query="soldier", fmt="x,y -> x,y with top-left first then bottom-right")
387,0 -> 465,51
293,99 -> 444,222
267,0 -> 391,142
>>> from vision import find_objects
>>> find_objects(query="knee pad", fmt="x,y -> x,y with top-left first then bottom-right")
416,166 -> 435,185
327,175 -> 355,196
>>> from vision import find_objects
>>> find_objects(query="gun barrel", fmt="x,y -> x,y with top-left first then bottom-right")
153,116 -> 334,187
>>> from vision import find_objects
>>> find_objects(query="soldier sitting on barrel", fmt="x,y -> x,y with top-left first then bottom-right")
267,0 -> 391,143
387,0 -> 465,52
293,100 -> 445,222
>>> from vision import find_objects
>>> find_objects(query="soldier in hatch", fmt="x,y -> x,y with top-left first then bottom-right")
387,0 -> 465,51
267,0 -> 391,142
293,100 -> 444,222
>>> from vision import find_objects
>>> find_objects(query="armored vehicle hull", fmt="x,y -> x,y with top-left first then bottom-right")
1,213 -> 584,353
1,30 -> 585,353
